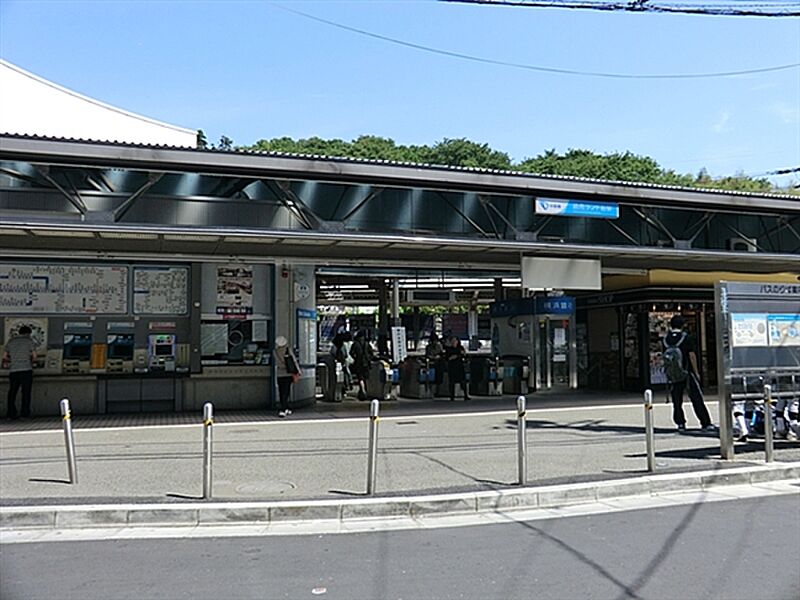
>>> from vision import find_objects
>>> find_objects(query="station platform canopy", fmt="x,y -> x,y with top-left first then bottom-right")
0,134 -> 798,278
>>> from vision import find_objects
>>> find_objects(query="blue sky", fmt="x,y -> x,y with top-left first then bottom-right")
1,0 -> 798,186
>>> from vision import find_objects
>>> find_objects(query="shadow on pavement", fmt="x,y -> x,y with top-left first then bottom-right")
166,493 -> 205,501
512,418 -> 678,436
28,477 -> 71,485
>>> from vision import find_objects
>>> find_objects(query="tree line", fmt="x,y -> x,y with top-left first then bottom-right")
199,131 -> 792,194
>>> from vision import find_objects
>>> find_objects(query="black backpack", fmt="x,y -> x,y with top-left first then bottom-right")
663,332 -> 688,383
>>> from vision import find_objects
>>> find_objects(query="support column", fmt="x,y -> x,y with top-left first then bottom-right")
494,277 -> 505,301
392,279 -> 401,326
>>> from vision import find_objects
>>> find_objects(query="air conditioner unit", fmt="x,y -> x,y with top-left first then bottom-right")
405,289 -> 456,306
726,237 -> 757,253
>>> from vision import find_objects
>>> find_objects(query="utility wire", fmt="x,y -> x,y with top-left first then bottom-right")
271,4 -> 800,79
445,0 -> 800,17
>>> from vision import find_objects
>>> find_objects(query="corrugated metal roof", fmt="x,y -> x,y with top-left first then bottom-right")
0,132 -> 796,202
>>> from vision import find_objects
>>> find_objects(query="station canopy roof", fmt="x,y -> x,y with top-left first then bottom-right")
1,134 -> 798,281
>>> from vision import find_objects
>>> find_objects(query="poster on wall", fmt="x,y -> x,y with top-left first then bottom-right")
648,312 -> 676,385
216,265 -> 253,317
731,313 -> 769,347
0,264 -> 128,314
767,314 -> 800,347
3,317 -> 48,356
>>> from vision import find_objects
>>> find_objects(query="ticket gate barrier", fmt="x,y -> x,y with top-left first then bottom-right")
469,356 -> 502,396
399,357 -> 435,399
317,354 -> 344,402
366,360 -> 394,401
502,355 -> 530,396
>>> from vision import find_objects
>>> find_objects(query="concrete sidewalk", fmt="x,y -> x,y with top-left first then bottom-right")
1,398 -> 798,509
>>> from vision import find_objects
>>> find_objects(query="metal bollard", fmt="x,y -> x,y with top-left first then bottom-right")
59,398 -> 78,484
763,385 -> 774,463
644,389 -> 655,473
517,395 -> 527,486
202,402 -> 214,499
366,399 -> 380,495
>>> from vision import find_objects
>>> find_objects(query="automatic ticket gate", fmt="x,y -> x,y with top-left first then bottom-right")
399,357 -> 435,399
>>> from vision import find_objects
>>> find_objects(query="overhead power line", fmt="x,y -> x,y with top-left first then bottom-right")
444,0 -> 800,17
272,4 -> 800,79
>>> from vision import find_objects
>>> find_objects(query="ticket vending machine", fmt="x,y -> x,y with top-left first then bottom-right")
62,333 -> 92,374
147,334 -> 176,372
106,333 -> 135,374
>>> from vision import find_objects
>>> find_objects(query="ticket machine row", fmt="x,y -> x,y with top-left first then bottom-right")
60,332 -> 189,374
7,329 -> 190,375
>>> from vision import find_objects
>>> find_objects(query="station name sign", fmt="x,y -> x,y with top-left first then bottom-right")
535,198 -> 619,219
726,282 -> 800,297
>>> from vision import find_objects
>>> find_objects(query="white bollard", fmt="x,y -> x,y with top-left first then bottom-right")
517,395 -> 528,485
366,399 -> 380,495
59,398 -> 78,484
202,402 -> 214,499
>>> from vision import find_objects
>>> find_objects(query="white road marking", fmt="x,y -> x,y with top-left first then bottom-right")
1,480 -> 796,544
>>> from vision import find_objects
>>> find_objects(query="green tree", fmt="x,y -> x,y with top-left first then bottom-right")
196,129 -> 208,149
218,135 -> 233,151
428,138 -> 512,170
245,136 -> 784,193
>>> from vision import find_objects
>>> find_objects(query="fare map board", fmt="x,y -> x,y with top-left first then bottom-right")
0,264 -> 128,314
133,267 -> 189,315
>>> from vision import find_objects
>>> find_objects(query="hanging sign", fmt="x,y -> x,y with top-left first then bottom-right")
535,198 -> 619,219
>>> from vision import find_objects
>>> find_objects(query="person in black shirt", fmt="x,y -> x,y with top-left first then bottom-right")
444,336 -> 469,402
663,315 -> 714,432
349,330 -> 373,401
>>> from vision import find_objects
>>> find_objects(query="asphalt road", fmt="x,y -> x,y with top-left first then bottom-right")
2,494 -> 798,600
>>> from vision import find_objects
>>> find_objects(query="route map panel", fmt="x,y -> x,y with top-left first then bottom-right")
133,267 -> 189,315
0,264 -> 128,314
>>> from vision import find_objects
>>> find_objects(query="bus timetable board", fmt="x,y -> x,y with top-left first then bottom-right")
715,281 -> 800,459
0,264 -> 128,314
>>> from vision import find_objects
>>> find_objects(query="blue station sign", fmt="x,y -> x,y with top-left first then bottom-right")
535,198 -> 619,219
535,296 -> 575,315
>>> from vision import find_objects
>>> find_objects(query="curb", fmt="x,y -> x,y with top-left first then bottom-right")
2,462 -> 799,531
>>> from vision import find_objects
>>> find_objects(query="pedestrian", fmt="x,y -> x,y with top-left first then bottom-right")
444,336 -> 469,402
425,332 -> 444,388
330,327 -> 352,390
3,325 -> 37,420
273,335 -> 300,418
349,330 -> 373,400
662,315 -> 714,432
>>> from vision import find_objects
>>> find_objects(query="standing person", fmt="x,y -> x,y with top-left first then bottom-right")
425,332 -> 444,389
444,336 -> 469,402
3,325 -> 37,420
330,327 -> 352,391
349,330 -> 373,401
273,336 -> 299,418
662,315 -> 714,432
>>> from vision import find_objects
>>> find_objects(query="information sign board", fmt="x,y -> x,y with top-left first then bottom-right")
0,264 -> 128,314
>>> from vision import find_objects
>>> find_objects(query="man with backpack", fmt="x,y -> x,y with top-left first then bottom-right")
663,315 -> 715,432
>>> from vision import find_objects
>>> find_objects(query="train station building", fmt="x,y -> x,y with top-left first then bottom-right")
1,61 -> 798,416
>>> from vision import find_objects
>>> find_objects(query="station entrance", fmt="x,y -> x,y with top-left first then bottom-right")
0,135 -> 797,416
